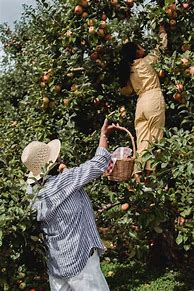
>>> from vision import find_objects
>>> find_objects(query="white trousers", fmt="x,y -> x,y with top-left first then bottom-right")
49,250 -> 110,291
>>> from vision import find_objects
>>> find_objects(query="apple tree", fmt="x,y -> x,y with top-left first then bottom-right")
0,0 -> 193,289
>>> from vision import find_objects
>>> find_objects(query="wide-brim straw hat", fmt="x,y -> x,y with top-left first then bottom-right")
21,139 -> 61,185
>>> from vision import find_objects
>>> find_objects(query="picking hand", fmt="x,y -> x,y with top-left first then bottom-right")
100,119 -> 119,137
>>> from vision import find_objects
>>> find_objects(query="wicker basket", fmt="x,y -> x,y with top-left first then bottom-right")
104,126 -> 136,182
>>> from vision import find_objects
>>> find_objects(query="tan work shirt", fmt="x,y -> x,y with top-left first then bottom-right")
120,33 -> 167,98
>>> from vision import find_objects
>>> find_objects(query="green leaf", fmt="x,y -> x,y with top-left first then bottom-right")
180,208 -> 192,217
176,233 -> 183,245
183,245 -> 190,251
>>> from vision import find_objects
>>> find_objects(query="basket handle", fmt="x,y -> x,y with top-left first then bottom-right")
115,125 -> 136,159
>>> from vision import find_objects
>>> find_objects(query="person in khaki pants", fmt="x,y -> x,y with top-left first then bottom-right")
119,24 -> 167,183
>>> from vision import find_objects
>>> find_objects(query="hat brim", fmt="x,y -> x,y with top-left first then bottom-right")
27,139 -> 61,185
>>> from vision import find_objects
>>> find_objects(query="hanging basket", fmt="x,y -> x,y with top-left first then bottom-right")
104,126 -> 136,182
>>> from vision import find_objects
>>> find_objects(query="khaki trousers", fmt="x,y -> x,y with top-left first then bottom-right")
134,88 -> 165,173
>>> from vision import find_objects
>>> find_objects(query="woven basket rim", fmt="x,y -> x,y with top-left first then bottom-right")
114,157 -> 135,161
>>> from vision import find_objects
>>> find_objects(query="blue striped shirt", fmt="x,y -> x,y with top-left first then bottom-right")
34,147 -> 111,279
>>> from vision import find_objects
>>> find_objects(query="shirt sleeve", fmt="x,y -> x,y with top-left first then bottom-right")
67,147 -> 111,191
120,80 -> 134,96
44,147 -> 111,197
144,32 -> 167,65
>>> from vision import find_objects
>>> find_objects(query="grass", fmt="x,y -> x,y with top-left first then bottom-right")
101,260 -> 194,291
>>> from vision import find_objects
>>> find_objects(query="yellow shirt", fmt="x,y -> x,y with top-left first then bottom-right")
120,33 -> 167,97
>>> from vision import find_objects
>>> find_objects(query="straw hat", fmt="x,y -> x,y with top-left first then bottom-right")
21,139 -> 61,184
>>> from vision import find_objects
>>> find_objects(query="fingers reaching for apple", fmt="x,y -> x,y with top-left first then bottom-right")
101,118 -> 120,137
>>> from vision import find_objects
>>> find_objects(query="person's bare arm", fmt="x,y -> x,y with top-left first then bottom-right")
99,119 -> 118,148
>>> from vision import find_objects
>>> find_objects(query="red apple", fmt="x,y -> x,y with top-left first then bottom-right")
74,5 -> 83,15
102,13 -> 107,21
173,92 -> 183,103
82,12 -> 88,18
158,69 -> 166,78
182,3 -> 189,9
42,96 -> 49,105
126,0 -> 134,8
176,83 -> 184,92
42,73 -> 50,82
170,3 -> 176,11
80,0 -> 89,7
166,8 -> 177,19
189,66 -> 194,75
110,0 -> 118,6
63,98 -> 71,106
177,216 -> 185,225
88,26 -> 95,34
54,84 -> 61,93
90,51 -> 98,60
99,20 -> 106,29
121,203 -> 129,211
40,81 -> 46,88
58,163 -> 66,172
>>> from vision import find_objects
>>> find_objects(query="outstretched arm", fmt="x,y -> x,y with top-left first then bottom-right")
47,120 -> 119,194
144,24 -> 168,65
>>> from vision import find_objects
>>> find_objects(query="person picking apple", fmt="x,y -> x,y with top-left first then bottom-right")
119,24 -> 168,185
21,119 -> 119,291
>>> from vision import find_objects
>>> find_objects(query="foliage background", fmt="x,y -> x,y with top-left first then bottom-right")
0,0 -> 193,289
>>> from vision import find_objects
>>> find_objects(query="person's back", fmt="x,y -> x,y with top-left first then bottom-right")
118,25 -> 167,182
35,148 -> 109,279
21,119 -> 118,291
130,56 -> 161,98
